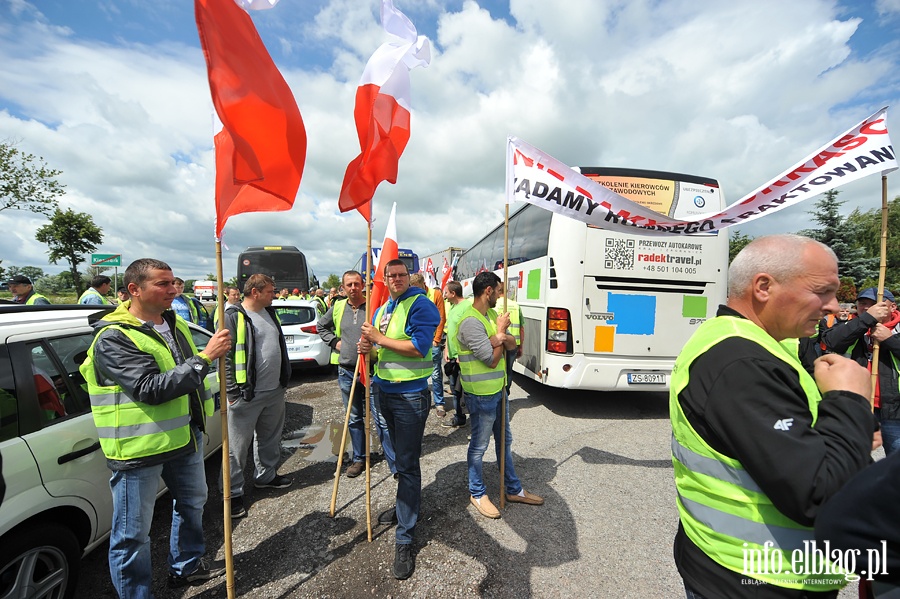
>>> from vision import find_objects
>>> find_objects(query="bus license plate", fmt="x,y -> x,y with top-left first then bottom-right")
284,335 -> 294,344
627,373 -> 665,385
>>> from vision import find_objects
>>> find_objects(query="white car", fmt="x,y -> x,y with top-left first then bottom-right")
0,305 -> 223,598
271,299 -> 331,369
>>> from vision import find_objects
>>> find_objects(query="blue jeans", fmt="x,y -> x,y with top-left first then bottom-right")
108,428 -> 207,599
338,366 -> 395,472
875,408 -> 900,455
466,390 -> 522,499
431,346 -> 444,408
377,386 -> 429,544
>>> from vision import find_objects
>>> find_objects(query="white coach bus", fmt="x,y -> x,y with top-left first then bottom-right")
455,167 -> 728,392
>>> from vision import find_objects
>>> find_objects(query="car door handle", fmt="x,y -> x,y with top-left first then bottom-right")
58,441 -> 102,465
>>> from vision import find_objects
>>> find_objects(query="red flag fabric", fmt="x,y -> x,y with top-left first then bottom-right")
440,256 -> 452,290
368,202 -> 400,311
337,0 -> 430,222
195,0 -> 307,237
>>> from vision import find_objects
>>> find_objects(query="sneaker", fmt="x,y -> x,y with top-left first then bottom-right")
345,461 -> 365,478
441,416 -> 466,428
505,489 -> 544,506
378,506 -> 398,525
435,405 -> 446,418
230,496 -> 247,519
167,558 -> 226,587
470,494 -> 500,519
393,544 -> 414,580
255,474 -> 292,489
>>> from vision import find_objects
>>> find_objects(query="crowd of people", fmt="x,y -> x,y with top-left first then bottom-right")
9,236 -> 900,597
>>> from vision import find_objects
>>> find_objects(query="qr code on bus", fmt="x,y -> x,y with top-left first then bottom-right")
605,238 -> 635,270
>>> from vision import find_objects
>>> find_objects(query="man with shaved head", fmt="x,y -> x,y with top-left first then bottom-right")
670,234 -> 877,598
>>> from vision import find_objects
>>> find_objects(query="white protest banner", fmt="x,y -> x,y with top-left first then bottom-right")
508,107 -> 897,235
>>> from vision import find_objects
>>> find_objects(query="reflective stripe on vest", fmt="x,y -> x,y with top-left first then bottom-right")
82,318 -> 207,461
374,295 -> 432,382
669,316 -> 844,591
234,311 -> 248,383
79,288 -> 110,304
330,299 -> 347,365
457,305 -> 506,395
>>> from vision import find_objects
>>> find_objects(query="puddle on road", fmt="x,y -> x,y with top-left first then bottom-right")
283,420 -> 382,463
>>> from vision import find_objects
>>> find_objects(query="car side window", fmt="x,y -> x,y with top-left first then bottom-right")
188,328 -> 217,372
0,349 -> 18,442
26,334 -> 93,426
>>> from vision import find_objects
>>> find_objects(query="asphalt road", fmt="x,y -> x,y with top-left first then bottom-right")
73,369 -> 862,598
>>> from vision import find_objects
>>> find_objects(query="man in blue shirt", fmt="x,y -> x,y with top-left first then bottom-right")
78,275 -> 113,305
360,259 -> 440,580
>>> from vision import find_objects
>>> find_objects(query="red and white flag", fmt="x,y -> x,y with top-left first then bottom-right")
338,0 -> 430,222
195,0 -> 307,238
369,202 -> 400,310
440,256 -> 452,290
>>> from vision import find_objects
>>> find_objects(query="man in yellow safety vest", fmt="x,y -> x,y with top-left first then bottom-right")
80,258 -> 232,597
359,259 -> 439,581
671,234 -> 877,598
457,271 -> 543,520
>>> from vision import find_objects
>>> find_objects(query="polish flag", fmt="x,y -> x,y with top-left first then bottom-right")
196,0 -> 306,238
368,202 -> 400,310
337,0 -> 430,222
440,256 -> 452,289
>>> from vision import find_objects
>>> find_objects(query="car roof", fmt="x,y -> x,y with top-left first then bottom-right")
0,305 -> 112,339
272,300 -> 317,308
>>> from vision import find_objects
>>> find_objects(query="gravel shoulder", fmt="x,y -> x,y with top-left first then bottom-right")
74,369 -> 787,598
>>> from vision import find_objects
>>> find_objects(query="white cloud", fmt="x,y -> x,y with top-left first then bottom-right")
0,0 -> 898,285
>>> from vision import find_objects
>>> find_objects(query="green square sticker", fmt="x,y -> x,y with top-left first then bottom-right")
682,295 -> 707,318
527,269 -> 541,300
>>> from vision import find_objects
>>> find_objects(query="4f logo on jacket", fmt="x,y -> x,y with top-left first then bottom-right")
773,418 -> 794,431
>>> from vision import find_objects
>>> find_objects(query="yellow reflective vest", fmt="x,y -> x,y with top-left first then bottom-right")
457,304 -> 506,395
670,316 -> 845,591
81,306 -> 212,461
374,295 -> 432,382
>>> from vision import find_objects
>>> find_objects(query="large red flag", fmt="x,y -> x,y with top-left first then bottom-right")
195,0 -> 307,237
338,0 -> 430,222
368,202 -> 400,311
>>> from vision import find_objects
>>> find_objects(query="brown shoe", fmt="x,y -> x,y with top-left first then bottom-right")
346,461 -> 365,478
506,490 -> 544,505
470,494 -> 500,519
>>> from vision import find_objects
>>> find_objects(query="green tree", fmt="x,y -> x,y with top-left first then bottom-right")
323,273 -> 341,290
0,140 -> 65,217
35,208 -> 103,297
846,195 -> 900,292
7,265 -> 46,281
797,190 -> 877,284
729,231 -> 753,263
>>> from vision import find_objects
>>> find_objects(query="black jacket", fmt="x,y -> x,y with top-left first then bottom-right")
223,304 -> 291,402
821,311 -> 900,419
674,306 -> 876,599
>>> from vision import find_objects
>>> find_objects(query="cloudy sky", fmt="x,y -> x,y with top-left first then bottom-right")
1,0 -> 899,282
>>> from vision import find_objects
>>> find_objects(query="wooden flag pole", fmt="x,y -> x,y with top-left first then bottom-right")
500,203 -> 510,510
871,174 -> 890,410
215,240 -> 236,599
329,356 -> 361,516
364,219 -> 375,541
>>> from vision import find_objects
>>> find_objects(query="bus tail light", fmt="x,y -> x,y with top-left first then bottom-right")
547,307 -> 572,354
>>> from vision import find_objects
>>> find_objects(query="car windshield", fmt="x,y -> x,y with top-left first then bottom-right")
274,306 -> 317,326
